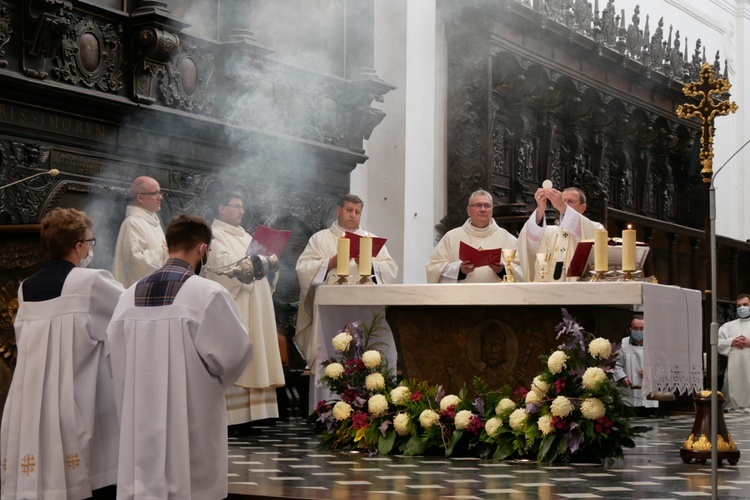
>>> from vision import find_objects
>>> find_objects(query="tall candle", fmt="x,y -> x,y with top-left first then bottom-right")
594,230 -> 608,272
359,237 -> 373,276
337,237 -> 350,276
622,226 -> 636,271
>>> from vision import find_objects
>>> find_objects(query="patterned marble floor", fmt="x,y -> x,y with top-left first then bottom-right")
227,413 -> 750,499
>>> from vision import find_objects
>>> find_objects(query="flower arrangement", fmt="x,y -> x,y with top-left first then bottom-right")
312,308 -> 649,463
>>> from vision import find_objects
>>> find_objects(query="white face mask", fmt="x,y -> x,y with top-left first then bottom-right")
79,250 -> 94,268
737,305 -> 750,319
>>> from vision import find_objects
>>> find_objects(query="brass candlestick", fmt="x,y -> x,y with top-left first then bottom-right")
502,249 -> 517,283
357,274 -> 373,285
334,274 -> 349,285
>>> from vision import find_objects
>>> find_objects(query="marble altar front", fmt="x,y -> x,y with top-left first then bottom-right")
309,283 -> 702,406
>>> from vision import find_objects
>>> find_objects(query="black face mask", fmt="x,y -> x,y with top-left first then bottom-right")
195,244 -> 208,276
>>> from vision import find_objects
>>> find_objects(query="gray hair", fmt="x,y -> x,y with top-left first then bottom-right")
468,189 -> 493,207
563,187 -> 586,205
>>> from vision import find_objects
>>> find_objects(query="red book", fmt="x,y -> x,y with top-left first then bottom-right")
344,231 -> 387,258
247,225 -> 292,257
458,241 -> 502,267
566,240 -> 595,277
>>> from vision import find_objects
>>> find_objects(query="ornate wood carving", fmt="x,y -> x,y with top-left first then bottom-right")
0,1 -> 12,68
161,42 -> 215,113
132,27 -> 180,104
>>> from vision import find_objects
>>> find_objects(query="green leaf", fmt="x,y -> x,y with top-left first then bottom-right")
378,429 -> 397,455
404,434 -> 428,456
492,439 -> 515,461
446,430 -> 464,457
537,433 -> 556,461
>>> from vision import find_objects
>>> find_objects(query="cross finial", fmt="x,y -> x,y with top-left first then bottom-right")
676,63 -> 738,183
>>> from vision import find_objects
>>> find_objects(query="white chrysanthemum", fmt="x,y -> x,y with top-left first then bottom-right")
588,337 -> 612,359
547,351 -> 568,374
332,401 -> 353,421
362,350 -> 382,369
454,410 -> 474,430
390,386 -> 411,405
485,417 -> 503,437
495,398 -> 516,416
332,331 -> 353,353
419,409 -> 440,429
394,413 -> 411,436
537,414 -> 554,436
582,367 -> 608,389
509,408 -> 528,431
525,390 -> 542,405
365,372 -> 386,391
580,398 -> 607,420
531,376 -> 549,395
324,362 -> 345,379
439,394 -> 461,412
550,396 -> 574,418
368,394 -> 389,417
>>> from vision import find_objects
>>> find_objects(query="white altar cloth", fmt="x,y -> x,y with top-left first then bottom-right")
309,282 -> 702,409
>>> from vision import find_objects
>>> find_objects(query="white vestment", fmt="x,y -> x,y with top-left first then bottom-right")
613,336 -> 658,409
106,275 -> 252,500
425,219 -> 523,283
517,208 -> 603,282
718,318 -> 750,410
1,269 -> 123,500
295,222 -> 398,369
205,219 -> 285,423
112,205 -> 167,288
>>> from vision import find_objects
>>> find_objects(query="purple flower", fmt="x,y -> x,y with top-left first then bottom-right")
473,396 -> 485,415
379,420 -> 391,437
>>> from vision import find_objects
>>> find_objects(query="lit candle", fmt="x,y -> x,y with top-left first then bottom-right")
622,226 -> 636,271
337,237 -> 350,276
359,237 -> 372,276
594,230 -> 608,272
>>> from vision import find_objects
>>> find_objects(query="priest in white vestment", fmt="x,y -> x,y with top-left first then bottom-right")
718,293 -> 750,411
426,189 -> 523,283
613,315 -> 658,414
517,186 -> 603,282
107,214 -> 253,500
295,194 -> 398,370
112,175 -> 167,287
1,208 -> 123,500
205,191 -> 285,424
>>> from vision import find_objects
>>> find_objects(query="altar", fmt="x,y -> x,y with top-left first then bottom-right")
309,282 -> 703,407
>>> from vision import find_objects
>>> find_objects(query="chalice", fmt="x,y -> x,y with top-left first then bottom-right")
503,249 -> 517,282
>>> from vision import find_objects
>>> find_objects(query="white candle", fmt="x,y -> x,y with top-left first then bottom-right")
594,230 -> 608,272
337,238 -> 350,276
622,226 -> 636,271
359,237 -> 372,276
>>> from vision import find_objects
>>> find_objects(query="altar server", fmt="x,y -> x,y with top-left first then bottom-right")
295,194 -> 398,369
205,191 -> 285,425
426,189 -> 523,283
517,186 -> 603,282
718,293 -> 750,412
107,214 -> 252,499
112,175 -> 167,287
1,208 -> 123,499
613,314 -> 658,415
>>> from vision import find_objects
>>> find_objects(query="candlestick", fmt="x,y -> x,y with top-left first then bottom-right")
622,226 -> 636,272
594,230 -> 608,272
337,237 -> 350,277
359,237 -> 372,276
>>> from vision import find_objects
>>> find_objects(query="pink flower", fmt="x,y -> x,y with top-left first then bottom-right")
410,390 -> 423,402
351,411 -> 369,429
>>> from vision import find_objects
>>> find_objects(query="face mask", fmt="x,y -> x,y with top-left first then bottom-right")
79,250 -> 94,268
630,329 -> 644,342
737,306 -> 750,319
196,244 -> 208,276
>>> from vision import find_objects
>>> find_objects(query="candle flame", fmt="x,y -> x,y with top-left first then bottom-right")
627,224 -> 632,230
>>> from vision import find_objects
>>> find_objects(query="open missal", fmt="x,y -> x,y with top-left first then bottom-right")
246,225 -> 292,257
344,231 -> 387,258
458,241 -> 502,267
566,239 -> 650,277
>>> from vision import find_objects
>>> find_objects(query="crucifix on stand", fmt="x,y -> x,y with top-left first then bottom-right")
675,62 -> 739,495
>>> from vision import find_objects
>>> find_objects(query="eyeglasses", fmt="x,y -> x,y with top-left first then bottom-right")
469,203 -> 492,210
138,190 -> 162,196
223,204 -> 244,210
79,238 -> 96,247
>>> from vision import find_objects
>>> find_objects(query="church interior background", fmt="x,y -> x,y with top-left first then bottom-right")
0,0 -> 749,462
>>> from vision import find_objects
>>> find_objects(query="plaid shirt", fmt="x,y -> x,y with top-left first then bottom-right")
134,258 -> 195,307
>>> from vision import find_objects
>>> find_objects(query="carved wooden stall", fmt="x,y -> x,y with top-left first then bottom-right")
0,0 -> 391,417
440,0 -> 750,312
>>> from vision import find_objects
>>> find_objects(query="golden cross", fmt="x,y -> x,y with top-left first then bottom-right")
66,453 -> 81,469
676,63 -> 738,183
21,454 -> 35,477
